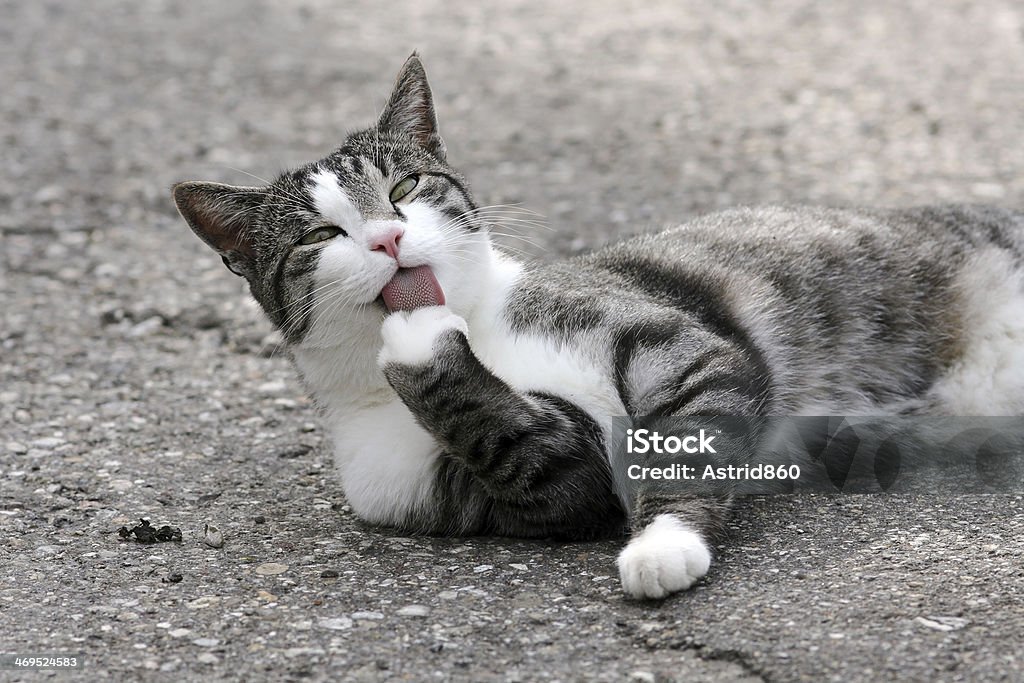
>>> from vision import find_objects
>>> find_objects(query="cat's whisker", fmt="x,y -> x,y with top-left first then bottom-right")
222,166 -> 313,208
279,281 -> 356,341
470,208 -> 548,223
309,288 -> 370,340
468,208 -> 552,231
265,276 -> 350,317
469,203 -> 548,220
485,232 -> 549,253
485,244 -> 536,261
223,166 -> 273,186
478,216 -> 553,233
486,230 -> 547,244
219,166 -> 311,209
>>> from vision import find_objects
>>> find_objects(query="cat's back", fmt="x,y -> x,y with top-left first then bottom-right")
503,204 -> 1024,414
512,204 -> 1024,322
596,203 -> 1024,274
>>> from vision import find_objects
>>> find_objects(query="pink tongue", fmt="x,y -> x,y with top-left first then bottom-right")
381,265 -> 445,312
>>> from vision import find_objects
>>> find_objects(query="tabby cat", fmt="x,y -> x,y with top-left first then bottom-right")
173,54 -> 1024,599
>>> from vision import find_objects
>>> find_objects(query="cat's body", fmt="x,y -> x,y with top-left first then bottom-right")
174,55 -> 1024,599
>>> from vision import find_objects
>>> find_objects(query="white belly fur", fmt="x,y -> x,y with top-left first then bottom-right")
928,248 -> 1024,415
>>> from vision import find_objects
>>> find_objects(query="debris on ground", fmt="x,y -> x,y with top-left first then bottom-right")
118,519 -> 183,544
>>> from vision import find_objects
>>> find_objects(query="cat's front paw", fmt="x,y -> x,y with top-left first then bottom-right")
378,305 -> 469,367
617,514 -> 712,599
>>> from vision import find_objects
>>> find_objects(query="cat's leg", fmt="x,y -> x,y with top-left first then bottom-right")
378,306 -> 625,539
613,332 -> 769,599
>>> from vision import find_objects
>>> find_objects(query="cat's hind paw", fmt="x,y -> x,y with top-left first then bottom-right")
617,514 -> 712,599
378,305 -> 468,367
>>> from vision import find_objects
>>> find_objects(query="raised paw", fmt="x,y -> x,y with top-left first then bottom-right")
378,305 -> 469,367
617,514 -> 712,599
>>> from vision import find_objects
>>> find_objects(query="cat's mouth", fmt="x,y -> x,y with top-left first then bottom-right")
380,265 -> 445,313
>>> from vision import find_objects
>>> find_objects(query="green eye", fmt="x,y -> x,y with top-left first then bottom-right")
389,175 -> 419,203
298,226 -> 344,245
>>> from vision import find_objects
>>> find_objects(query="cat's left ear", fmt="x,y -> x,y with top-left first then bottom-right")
377,52 -> 446,160
172,181 -> 265,278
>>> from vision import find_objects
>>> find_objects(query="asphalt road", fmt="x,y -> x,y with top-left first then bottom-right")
2,1 -> 1024,681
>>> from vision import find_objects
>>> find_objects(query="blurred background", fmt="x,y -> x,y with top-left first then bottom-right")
3,1 -> 1024,680
4,0 -> 1023,250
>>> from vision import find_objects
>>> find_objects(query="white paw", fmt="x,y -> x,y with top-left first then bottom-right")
617,514 -> 712,599
378,305 -> 468,367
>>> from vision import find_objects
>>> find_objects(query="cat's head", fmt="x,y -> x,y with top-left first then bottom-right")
172,54 -> 492,348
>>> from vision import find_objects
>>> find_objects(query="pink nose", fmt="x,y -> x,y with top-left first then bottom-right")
370,227 -> 403,259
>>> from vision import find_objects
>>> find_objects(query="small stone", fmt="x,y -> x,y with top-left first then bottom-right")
34,184 -> 65,203
509,563 -> 529,571
351,611 -> 385,620
258,380 -> 287,395
168,628 -> 192,638
277,445 -> 312,459
128,316 -> 165,338
34,545 -> 60,557
319,617 -> 353,631
192,638 -> 220,648
437,591 -> 458,601
320,569 -> 339,578
255,562 -> 289,576
187,596 -> 220,609
31,437 -> 65,449
629,672 -> 656,683
163,573 -> 183,584
916,616 -> 970,632
473,564 -> 494,573
196,653 -> 219,664
6,442 -> 27,455
203,524 -> 224,548
397,605 -> 430,618
190,309 -> 224,330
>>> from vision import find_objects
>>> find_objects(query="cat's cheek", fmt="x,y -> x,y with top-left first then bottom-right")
377,305 -> 469,368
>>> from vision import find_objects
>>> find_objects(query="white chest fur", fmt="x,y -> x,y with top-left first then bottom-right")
326,399 -> 441,525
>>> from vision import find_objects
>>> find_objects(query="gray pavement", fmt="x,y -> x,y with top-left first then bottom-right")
2,1 -> 1024,681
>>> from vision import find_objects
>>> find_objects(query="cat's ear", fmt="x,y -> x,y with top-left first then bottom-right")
377,52 -> 446,160
172,181 -> 264,277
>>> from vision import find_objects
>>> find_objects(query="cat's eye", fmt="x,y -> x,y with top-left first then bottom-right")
389,175 -> 419,203
298,226 -> 345,245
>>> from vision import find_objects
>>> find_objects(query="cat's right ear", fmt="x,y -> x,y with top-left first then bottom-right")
377,53 -> 446,160
172,182 -> 264,278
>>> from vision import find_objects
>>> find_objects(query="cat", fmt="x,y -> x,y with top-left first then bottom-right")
172,53 -> 1024,599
